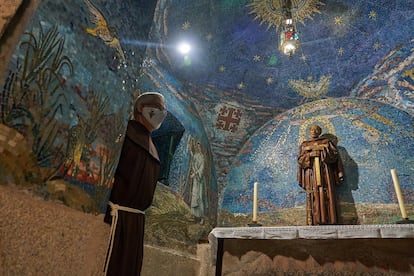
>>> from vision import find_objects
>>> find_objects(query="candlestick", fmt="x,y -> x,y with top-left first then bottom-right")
390,169 -> 408,219
253,182 -> 258,222
248,182 -> 262,227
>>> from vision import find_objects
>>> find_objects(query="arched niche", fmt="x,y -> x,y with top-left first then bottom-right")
220,98 -> 414,225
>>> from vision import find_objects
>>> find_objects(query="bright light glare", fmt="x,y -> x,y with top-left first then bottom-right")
283,41 -> 297,56
177,42 -> 191,54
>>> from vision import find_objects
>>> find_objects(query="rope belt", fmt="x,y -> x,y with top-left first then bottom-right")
103,201 -> 145,275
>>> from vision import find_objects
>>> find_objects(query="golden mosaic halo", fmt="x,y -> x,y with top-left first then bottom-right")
247,0 -> 325,30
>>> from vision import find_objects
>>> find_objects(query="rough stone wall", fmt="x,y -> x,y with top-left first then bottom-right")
220,238 -> 414,275
0,124 -> 40,185
0,184 -> 205,275
0,0 -> 41,81
0,0 -> 23,37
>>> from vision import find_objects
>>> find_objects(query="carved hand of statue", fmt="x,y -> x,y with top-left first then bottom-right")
310,150 -> 320,157
299,154 -> 311,168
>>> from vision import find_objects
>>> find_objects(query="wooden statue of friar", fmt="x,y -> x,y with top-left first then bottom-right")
297,124 -> 344,225
103,92 -> 167,276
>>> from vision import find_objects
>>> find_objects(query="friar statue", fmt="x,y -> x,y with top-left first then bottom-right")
103,92 -> 167,276
297,124 -> 344,225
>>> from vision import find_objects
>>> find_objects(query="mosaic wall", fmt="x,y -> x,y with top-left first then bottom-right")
221,98 -> 414,225
0,0 -> 217,250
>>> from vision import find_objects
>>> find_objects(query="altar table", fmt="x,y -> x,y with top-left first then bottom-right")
208,224 -> 414,276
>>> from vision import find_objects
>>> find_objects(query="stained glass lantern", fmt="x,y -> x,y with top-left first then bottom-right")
279,17 -> 300,56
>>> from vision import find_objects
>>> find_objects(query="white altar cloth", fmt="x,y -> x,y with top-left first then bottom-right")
208,224 -> 414,264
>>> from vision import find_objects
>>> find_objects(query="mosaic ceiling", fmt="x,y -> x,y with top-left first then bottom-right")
156,0 -> 413,110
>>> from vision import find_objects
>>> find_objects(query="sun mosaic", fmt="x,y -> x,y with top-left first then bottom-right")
247,0 -> 325,30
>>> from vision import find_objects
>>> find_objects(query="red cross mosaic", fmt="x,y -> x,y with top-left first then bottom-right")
216,106 -> 242,132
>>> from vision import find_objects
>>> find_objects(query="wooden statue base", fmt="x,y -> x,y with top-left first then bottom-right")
247,222 -> 262,227
397,218 -> 414,224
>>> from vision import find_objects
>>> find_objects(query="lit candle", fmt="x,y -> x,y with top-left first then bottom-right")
390,169 -> 408,219
253,182 -> 258,222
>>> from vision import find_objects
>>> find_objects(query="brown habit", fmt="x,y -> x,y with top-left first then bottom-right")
297,136 -> 343,225
104,120 -> 160,276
